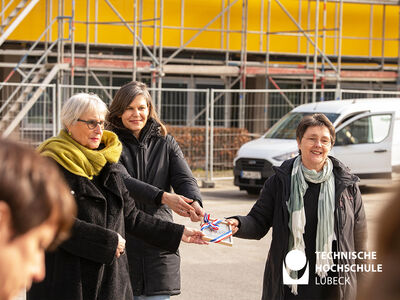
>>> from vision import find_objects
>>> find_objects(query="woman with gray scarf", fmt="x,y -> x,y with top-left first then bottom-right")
227,114 -> 367,300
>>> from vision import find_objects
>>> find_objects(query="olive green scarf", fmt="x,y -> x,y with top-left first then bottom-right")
38,129 -> 122,179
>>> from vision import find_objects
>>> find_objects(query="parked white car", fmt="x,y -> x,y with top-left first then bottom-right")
233,98 -> 400,194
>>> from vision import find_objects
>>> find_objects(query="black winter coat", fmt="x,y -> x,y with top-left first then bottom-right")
28,163 -> 184,300
234,156 -> 367,300
113,118 -> 202,296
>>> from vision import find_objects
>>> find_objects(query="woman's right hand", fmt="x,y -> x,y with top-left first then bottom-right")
161,192 -> 195,217
115,233 -> 126,258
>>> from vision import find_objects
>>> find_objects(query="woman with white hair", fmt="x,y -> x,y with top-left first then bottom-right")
28,93 -> 206,300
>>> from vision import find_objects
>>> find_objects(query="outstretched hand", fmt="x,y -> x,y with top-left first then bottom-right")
225,218 -> 239,235
162,192 -> 195,217
162,193 -> 204,221
181,227 -> 208,245
188,200 -> 204,222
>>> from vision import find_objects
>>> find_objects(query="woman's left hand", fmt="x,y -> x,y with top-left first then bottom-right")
181,227 -> 208,245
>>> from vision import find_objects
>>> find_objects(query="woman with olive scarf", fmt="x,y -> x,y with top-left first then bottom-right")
227,114 -> 367,300
28,93 -> 206,300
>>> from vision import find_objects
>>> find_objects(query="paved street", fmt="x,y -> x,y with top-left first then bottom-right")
173,180 -> 397,300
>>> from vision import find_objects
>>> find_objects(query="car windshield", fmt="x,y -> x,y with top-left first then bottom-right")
264,112 -> 340,139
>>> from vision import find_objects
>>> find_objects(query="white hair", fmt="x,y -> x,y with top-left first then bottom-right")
61,93 -> 108,129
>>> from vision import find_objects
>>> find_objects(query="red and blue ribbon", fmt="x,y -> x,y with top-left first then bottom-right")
201,213 -> 232,244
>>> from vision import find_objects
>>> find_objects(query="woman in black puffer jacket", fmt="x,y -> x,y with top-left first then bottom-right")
107,81 -> 204,300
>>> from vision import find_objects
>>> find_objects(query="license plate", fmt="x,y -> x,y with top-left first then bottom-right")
241,171 -> 261,179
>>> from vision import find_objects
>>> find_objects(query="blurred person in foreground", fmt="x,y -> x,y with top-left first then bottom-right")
0,139 -> 76,300
227,114 -> 367,300
107,81 -> 204,300
28,93 -> 206,300
359,183 -> 400,300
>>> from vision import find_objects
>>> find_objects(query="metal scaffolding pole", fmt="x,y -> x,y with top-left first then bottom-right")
139,0 -> 143,62
71,0 -> 75,85
321,0 -> 327,100
336,0 -> 343,99
381,4 -> 386,70
312,0 -> 320,103
265,0 -> 271,129
260,0 -> 264,52
297,0 -> 302,54
133,0 -> 137,81
307,0 -> 311,69
95,0 -> 98,43
225,0 -> 231,64
157,0 -> 163,117
85,0 -> 90,90
239,0 -> 248,128
151,0 -> 157,101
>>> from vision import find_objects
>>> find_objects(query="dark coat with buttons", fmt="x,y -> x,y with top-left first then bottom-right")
112,118 -> 202,296
234,156 -> 367,300
27,163 -> 184,300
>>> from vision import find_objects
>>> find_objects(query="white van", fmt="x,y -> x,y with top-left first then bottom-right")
233,98 -> 400,194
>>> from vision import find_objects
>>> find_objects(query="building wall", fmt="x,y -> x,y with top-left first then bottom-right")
6,0 -> 400,58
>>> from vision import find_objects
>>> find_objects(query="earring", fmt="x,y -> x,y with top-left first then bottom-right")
68,131 -> 72,136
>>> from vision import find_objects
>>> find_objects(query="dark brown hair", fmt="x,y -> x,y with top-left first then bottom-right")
296,113 -> 336,146
0,139 -> 76,249
107,81 -> 167,136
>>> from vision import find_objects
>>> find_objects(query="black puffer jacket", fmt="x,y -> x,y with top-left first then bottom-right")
28,163 -> 184,300
234,156 -> 367,300
113,118 -> 202,296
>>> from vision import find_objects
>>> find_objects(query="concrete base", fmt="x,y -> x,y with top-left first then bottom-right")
201,180 -> 215,188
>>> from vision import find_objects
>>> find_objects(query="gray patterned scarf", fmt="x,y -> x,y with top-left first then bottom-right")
287,155 -> 335,294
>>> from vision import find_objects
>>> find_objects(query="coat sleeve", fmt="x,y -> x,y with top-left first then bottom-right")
114,162 -> 164,206
60,218 -> 119,265
233,175 -> 276,240
122,182 -> 185,253
167,135 -> 202,204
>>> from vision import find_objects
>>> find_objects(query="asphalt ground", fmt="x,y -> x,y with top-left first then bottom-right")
173,180 -> 397,300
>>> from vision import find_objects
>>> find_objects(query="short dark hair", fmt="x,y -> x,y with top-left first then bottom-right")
0,139 -> 76,248
296,113 -> 336,146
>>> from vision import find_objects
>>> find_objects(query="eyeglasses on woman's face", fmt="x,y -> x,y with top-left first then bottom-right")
304,137 -> 331,147
77,119 -> 105,130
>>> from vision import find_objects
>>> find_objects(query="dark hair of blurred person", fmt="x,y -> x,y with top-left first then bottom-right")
0,139 -> 76,300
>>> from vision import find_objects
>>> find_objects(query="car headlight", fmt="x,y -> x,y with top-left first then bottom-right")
273,151 -> 298,161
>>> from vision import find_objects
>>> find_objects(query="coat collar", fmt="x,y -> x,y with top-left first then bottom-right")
113,118 -> 161,145
274,155 -> 359,187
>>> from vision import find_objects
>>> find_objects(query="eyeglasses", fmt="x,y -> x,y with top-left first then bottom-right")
304,137 -> 331,147
77,119 -> 105,130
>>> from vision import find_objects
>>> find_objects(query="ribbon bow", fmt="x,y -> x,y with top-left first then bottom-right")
201,213 -> 222,231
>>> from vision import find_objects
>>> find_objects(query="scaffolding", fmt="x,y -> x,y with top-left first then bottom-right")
0,0 -> 399,138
